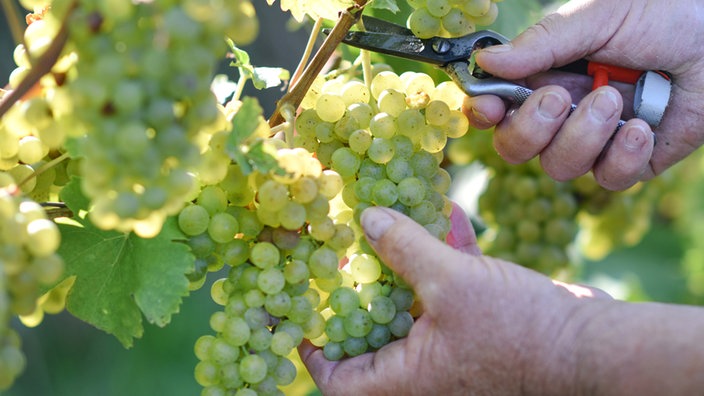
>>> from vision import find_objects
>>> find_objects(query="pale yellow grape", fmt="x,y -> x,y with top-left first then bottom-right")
403,72 -> 436,98
25,219 -> 60,257
442,8 -> 476,37
340,81 -> 370,106
443,110 -> 470,138
432,81 -> 465,110
426,0 -> 451,17
316,94 -> 346,123
425,100 -> 451,126
462,0 -> 491,16
377,89 -> 407,117
370,71 -> 404,100
475,2 -> 498,25
407,7 -> 442,39
420,125 -> 447,153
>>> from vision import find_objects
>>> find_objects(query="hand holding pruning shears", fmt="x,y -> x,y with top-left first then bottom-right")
334,0 -> 704,190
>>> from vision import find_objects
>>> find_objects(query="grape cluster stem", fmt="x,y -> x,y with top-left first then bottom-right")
268,0 -> 368,128
0,0 -> 76,119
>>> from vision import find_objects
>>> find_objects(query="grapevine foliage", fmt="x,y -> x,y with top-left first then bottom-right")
0,0 -> 676,394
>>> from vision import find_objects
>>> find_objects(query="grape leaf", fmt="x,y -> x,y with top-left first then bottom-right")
265,0 -> 355,22
57,178 -> 194,348
228,39 -> 290,90
369,0 -> 399,13
225,97 -> 282,176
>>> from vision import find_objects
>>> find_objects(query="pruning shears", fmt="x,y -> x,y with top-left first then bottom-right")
325,16 -> 671,128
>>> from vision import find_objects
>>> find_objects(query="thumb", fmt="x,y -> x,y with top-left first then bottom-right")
360,207 -> 464,300
475,2 -> 627,80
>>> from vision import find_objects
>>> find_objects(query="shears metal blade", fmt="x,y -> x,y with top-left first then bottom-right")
324,16 -> 671,128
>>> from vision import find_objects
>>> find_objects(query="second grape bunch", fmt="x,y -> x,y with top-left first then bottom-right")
295,68 -> 472,359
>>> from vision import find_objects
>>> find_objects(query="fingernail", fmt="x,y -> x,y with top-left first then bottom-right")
589,90 -> 619,122
361,207 -> 396,242
624,124 -> 649,151
471,107 -> 490,125
538,91 -> 567,120
481,44 -> 513,54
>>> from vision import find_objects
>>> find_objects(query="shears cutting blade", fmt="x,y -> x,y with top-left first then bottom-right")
325,16 -> 671,128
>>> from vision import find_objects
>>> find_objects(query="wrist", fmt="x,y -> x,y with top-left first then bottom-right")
521,286 -> 616,396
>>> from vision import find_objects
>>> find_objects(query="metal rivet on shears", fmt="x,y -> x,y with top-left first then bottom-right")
432,39 -> 451,54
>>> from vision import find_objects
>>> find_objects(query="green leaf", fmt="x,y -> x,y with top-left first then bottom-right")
227,97 -> 264,149
227,39 -> 289,91
369,0 -> 400,13
251,67 -> 290,90
57,178 -> 194,348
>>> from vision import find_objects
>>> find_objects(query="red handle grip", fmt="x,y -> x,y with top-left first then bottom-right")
587,62 -> 643,89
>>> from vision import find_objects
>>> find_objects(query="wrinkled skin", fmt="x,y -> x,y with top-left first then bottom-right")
300,206 -> 704,395
464,0 -> 704,190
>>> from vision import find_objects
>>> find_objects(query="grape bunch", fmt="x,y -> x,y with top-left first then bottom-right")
0,187 -> 64,389
448,127 -> 666,274
292,69 -> 471,358
406,0 -> 504,39
182,140 -> 357,394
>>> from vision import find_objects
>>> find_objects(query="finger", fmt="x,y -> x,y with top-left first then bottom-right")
462,94 -> 507,130
360,207 -> 464,302
592,119 -> 654,191
446,202 -> 481,255
540,86 -> 623,181
299,336 -> 411,395
493,86 -> 572,163
474,3 -> 626,79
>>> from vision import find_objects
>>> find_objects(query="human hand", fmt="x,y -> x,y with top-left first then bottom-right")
465,0 -> 704,190
299,206 -> 611,395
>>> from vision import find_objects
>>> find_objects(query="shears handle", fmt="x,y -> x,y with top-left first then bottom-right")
445,60 -> 671,128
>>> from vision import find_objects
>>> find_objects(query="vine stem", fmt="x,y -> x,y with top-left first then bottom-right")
0,1 -> 76,119
268,0 -> 369,127
289,17 -> 324,91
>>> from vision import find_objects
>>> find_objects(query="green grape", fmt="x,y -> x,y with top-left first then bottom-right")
366,323 -> 392,349
372,179 -> 399,207
258,180 -> 289,212
386,158 -> 414,184
270,331 -> 294,356
349,254 -> 382,284
249,327 -> 273,352
208,212 -> 239,244
343,336 -> 369,357
388,311 -> 414,338
308,247 -> 339,279
343,308 -> 373,337
239,354 -> 268,384
272,357 -> 297,386
323,341 -> 345,361
329,287 -> 360,316
368,295 -> 397,324
222,316 -> 251,347
257,268 -> 286,295
331,147 -> 362,179
179,204 -> 211,236
367,138 -> 395,164
250,242 -> 280,269
277,201 -> 307,231
369,112 -> 397,139
324,315 -> 347,343
389,287 -> 415,311
348,129 -> 373,154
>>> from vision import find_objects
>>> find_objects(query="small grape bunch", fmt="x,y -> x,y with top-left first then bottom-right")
406,0 -> 504,38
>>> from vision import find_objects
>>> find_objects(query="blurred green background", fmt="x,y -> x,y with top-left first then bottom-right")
1,0 -> 701,395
